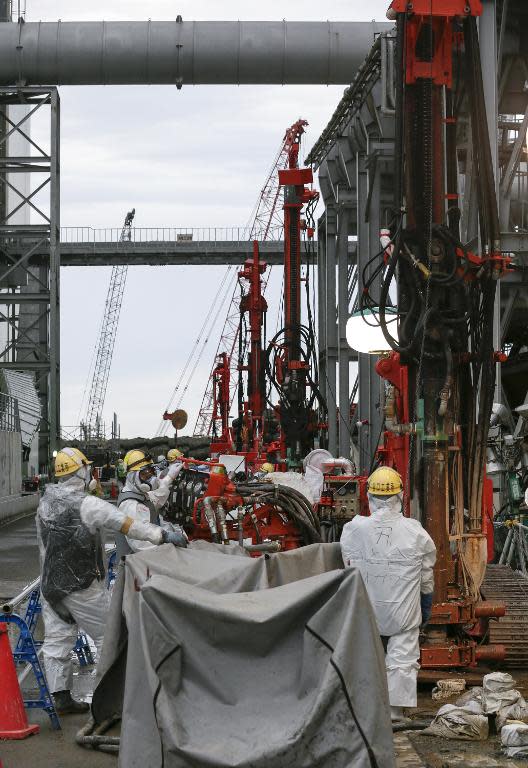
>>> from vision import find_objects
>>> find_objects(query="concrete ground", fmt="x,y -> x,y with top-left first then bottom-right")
0,514 -> 41,603
0,710 -> 116,768
1,514 -> 528,767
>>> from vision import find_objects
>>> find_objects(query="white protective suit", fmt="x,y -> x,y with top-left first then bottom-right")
118,461 -> 183,553
37,475 -> 168,693
340,493 -> 436,709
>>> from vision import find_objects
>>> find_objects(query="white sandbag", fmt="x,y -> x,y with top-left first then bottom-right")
496,697 -> 528,730
482,672 -> 517,714
455,687 -> 483,708
502,723 -> 528,757
423,703 -> 489,740
483,672 -> 516,691
458,699 -> 485,715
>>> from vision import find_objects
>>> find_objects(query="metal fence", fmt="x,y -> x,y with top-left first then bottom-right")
61,424 -> 108,442
60,425 -> 84,441
0,392 -> 21,433
60,226 -> 284,244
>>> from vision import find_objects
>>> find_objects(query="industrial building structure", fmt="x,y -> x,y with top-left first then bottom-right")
0,1 -> 528,766
0,5 -> 521,512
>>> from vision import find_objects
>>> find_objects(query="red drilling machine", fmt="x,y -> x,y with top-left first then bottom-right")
358,0 -> 509,670
165,124 -> 325,553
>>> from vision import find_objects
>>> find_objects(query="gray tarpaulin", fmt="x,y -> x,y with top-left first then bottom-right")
92,542 -> 395,768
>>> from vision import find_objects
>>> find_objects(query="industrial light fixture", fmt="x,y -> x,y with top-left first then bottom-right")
346,308 -> 398,355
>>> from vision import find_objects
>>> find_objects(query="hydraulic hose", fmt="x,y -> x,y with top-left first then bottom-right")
273,484 -> 321,533
236,482 -> 321,544
437,334 -> 453,417
76,715 -> 121,752
392,719 -> 432,732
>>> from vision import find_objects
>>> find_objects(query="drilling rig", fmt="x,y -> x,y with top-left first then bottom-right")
194,120 -> 310,440
205,124 -> 324,470
356,0 -> 508,670
166,128 -> 326,552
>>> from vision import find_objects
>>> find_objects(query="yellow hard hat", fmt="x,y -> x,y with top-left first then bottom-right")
260,462 -> 274,473
167,448 -> 183,463
54,446 -> 91,478
123,449 -> 153,472
367,466 -> 403,496
68,447 -> 92,466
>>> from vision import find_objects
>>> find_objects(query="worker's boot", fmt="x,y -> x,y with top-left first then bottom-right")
390,706 -> 404,721
390,706 -> 412,726
53,689 -> 90,715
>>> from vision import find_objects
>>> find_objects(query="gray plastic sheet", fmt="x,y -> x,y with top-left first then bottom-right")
92,542 -> 395,768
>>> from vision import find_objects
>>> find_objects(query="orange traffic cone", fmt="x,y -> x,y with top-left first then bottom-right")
0,624 -> 39,739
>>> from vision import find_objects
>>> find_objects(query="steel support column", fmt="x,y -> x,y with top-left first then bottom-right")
0,87 -> 60,469
317,214 -> 328,412
479,1 -> 501,407
325,206 -> 338,456
337,202 -> 352,458
49,89 -> 60,463
356,154 -> 383,474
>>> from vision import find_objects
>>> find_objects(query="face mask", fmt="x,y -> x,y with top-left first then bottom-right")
74,464 -> 92,489
368,492 -> 403,515
135,473 -> 159,494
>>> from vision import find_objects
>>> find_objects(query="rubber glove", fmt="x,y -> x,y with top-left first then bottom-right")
161,528 -> 188,548
420,592 -> 433,624
166,461 -> 183,481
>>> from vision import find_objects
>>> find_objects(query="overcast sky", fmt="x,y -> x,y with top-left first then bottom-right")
29,0 -> 391,439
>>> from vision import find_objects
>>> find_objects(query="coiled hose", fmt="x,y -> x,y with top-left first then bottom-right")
236,482 -> 321,544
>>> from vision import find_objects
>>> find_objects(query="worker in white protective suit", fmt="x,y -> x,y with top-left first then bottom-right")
340,466 -> 436,721
157,447 -> 183,480
36,447 -> 187,716
116,449 -> 186,558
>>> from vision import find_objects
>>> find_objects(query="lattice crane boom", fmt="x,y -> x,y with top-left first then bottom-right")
82,208 -> 135,443
193,120 -> 308,437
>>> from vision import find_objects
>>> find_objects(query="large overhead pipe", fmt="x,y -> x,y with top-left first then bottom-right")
0,20 -> 391,86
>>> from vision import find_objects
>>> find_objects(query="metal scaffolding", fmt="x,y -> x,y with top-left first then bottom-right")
309,34 -> 395,469
0,86 -> 60,469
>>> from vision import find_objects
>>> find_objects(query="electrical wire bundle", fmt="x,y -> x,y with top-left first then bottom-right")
360,194 -> 481,355
359,12 -> 501,531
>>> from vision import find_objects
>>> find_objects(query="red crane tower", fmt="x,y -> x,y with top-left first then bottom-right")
193,119 -> 309,439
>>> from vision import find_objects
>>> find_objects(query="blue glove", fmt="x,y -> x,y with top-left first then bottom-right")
162,528 -> 188,548
421,592 -> 433,624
